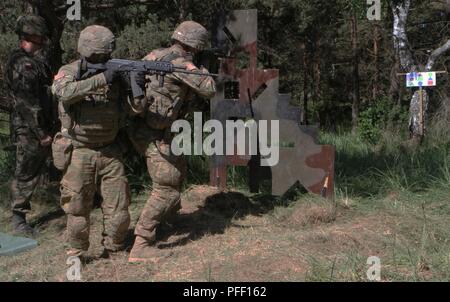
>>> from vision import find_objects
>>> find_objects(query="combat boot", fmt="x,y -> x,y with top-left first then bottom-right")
128,236 -> 173,263
100,238 -> 126,260
66,248 -> 95,265
11,211 -> 35,237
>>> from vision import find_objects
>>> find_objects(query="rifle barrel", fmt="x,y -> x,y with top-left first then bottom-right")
173,69 -> 219,77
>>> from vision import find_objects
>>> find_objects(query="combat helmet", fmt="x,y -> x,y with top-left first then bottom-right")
16,15 -> 49,38
77,25 -> 116,58
171,21 -> 209,51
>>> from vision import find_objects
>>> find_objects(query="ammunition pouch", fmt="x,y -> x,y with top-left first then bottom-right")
52,132 -> 73,171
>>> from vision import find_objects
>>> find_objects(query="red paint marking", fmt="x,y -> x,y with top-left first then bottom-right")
54,71 -> 65,81
305,145 -> 335,200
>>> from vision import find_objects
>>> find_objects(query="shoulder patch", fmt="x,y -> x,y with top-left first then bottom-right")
54,70 -> 65,81
144,52 -> 157,61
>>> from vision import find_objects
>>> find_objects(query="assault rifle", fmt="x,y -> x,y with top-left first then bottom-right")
84,59 -> 219,99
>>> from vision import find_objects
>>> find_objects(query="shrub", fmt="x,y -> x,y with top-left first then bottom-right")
114,14 -> 172,60
357,98 -> 408,144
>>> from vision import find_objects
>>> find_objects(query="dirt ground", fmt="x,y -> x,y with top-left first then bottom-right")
0,184 -> 448,282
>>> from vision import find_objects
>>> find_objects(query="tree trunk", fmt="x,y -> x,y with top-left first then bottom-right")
300,41 -> 309,125
391,0 -> 415,71
391,0 -> 450,142
426,39 -> 450,71
389,54 -> 402,106
372,23 -> 381,101
312,31 -> 321,126
37,3 -> 64,72
391,0 -> 422,141
178,0 -> 189,22
408,89 -> 428,140
409,40 -> 450,139
351,13 -> 360,135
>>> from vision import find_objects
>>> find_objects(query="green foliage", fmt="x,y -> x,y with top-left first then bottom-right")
357,103 -> 385,144
357,98 -> 408,143
0,32 -> 17,63
60,22 -> 86,64
114,15 -> 172,60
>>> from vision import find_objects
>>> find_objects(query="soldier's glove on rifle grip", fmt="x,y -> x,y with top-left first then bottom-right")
103,69 -> 118,84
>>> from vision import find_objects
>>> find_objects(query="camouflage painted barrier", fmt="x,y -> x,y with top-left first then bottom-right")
209,9 -> 335,200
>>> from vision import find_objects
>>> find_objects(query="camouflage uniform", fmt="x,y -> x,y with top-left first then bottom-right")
52,26 -> 131,256
4,16 -> 54,219
128,21 -> 216,261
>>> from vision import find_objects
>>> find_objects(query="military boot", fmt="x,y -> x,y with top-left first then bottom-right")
100,237 -> 126,260
66,248 -> 97,265
128,236 -> 173,263
11,211 -> 35,237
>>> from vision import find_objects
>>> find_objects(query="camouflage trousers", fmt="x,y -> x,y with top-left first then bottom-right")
11,130 -> 50,214
134,141 -> 186,242
60,144 -> 131,254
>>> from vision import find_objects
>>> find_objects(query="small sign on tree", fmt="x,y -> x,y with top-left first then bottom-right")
399,70 -> 446,138
406,72 -> 436,88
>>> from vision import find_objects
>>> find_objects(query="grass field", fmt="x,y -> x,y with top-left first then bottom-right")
0,121 -> 449,282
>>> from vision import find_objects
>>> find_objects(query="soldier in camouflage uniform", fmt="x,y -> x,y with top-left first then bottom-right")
52,25 -> 139,258
4,15 -> 54,235
127,21 -> 216,263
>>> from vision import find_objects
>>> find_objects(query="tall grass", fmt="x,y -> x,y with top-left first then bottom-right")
320,121 -> 450,198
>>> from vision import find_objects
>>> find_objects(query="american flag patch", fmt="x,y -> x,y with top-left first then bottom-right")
54,71 -> 65,81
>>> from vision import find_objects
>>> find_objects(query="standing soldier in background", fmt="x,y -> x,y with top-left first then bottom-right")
52,25 -> 139,259
127,21 -> 216,263
4,15 -> 55,236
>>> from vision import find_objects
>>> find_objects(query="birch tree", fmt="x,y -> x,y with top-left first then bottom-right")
391,0 -> 450,143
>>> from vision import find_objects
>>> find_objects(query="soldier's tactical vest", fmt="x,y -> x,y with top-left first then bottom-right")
145,49 -> 191,130
59,60 -> 122,148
